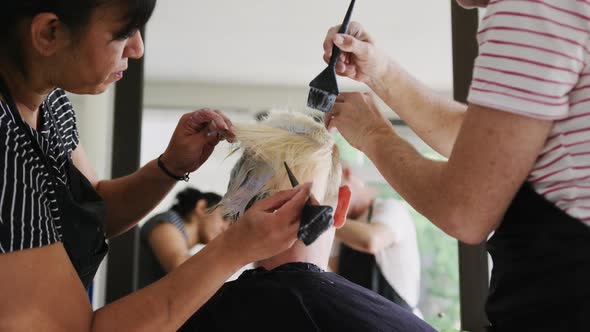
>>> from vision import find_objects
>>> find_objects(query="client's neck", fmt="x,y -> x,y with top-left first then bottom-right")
257,230 -> 334,271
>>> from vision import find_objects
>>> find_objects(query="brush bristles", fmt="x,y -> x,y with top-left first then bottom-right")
307,87 -> 337,113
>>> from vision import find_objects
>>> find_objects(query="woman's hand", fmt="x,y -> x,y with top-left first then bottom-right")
325,92 -> 394,152
323,22 -> 392,86
160,109 -> 236,176
222,184 -> 312,265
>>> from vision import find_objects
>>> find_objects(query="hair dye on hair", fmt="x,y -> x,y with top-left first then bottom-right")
221,110 -> 342,221
221,155 -> 275,221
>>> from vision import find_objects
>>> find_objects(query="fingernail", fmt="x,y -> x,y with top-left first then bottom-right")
334,35 -> 344,45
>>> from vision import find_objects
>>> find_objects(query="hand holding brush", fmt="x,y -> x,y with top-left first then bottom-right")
307,0 -> 356,113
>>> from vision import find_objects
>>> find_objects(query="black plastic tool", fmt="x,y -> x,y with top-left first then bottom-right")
284,162 -> 334,245
307,0 -> 356,113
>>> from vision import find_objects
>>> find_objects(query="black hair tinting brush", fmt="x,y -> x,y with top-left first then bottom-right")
307,0 -> 356,113
284,162 -> 334,246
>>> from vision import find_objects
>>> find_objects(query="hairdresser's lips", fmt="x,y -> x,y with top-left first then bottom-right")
114,71 -> 125,81
113,67 -> 127,81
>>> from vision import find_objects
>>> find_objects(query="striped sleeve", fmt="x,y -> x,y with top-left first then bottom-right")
141,211 -> 189,244
0,117 -> 60,253
49,89 -> 79,155
468,0 -> 589,119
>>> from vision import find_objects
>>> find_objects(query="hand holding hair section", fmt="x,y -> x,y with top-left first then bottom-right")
284,162 -> 334,245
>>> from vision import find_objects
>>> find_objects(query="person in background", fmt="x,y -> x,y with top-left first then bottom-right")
331,166 -> 421,316
180,111 -> 435,332
138,188 -> 231,289
322,0 -> 590,330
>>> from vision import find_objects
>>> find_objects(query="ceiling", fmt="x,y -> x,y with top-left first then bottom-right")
144,0 -> 454,90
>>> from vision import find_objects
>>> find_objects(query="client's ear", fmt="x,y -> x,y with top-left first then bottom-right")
333,185 -> 351,228
195,199 -> 208,216
342,167 -> 352,181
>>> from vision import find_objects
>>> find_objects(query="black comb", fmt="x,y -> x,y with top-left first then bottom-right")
284,162 -> 334,245
307,0 -> 356,113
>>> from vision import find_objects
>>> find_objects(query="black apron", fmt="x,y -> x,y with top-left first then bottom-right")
0,80 -> 108,290
486,182 -> 590,331
338,203 -> 413,311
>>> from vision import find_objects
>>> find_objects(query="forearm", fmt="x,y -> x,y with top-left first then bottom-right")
91,233 -> 243,332
362,128 -> 457,238
368,60 -> 466,157
162,253 -> 191,273
97,159 -> 176,238
336,220 -> 379,254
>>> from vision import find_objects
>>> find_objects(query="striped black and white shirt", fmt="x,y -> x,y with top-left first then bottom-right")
0,88 -> 79,253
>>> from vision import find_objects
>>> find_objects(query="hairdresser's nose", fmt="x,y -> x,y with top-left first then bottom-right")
124,31 -> 145,59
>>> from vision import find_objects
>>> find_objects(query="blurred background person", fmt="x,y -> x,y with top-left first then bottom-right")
138,187 -> 231,288
331,166 -> 422,316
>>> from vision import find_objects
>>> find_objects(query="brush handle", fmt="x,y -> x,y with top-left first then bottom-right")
328,0 -> 356,69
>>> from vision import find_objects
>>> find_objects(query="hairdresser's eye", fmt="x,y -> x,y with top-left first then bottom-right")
113,28 -> 137,41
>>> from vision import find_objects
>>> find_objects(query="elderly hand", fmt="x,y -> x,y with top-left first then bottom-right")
160,108 -> 236,177
223,184 -> 313,264
323,22 -> 391,86
325,92 -> 394,152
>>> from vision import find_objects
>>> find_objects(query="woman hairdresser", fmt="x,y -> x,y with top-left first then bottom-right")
0,1 -> 311,331
322,0 -> 589,330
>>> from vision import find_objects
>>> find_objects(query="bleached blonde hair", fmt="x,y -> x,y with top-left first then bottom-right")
221,110 -> 341,220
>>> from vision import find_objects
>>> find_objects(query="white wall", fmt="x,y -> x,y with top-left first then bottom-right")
145,0 -> 453,91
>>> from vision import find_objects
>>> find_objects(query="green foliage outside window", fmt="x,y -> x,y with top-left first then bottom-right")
372,182 -> 460,331
335,132 -> 461,331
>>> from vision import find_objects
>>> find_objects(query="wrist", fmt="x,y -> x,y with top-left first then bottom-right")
194,231 -> 245,277
214,226 -> 252,267
157,153 -> 189,182
361,125 -> 397,158
366,59 -> 400,95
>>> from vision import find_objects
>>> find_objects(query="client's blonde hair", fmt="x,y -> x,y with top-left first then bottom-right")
221,110 -> 341,220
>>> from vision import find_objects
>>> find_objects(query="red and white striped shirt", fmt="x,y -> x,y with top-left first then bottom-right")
469,0 -> 590,224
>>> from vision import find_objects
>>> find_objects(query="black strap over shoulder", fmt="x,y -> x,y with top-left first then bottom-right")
0,77 -> 108,289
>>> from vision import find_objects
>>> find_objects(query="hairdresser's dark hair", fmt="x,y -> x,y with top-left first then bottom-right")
171,188 -> 222,221
0,0 -> 156,75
